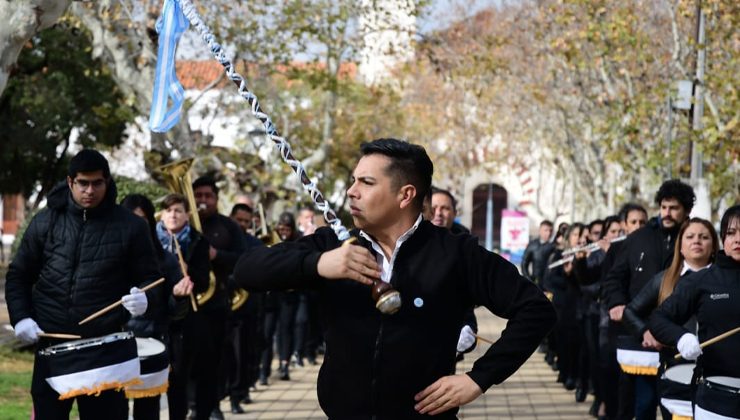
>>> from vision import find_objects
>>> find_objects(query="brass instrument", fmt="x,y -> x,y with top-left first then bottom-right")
159,158 -> 217,306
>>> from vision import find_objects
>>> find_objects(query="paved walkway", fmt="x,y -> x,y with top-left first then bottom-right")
208,307 -> 593,419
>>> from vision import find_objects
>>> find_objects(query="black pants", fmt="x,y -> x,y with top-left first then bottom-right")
132,395 -> 160,420
31,355 -> 128,420
168,308 -> 227,420
260,309 -> 278,379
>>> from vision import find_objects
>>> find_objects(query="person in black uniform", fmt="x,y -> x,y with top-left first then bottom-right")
603,180 -> 695,420
154,193 -> 210,420
121,194 -> 193,420
522,220 -> 555,288
649,204 -> 740,419
233,138 -> 556,419
6,150 -> 161,420
192,176 -> 247,420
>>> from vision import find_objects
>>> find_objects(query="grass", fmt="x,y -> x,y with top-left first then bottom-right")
0,345 -> 34,419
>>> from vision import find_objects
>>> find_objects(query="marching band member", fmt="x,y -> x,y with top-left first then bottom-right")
6,150 -> 161,419
650,205 -> 740,419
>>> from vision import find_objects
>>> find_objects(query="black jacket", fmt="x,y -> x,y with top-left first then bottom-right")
521,239 -> 554,284
127,251 -> 187,338
648,252 -> 740,378
602,218 -> 679,310
233,222 -> 556,419
5,180 -> 161,338
200,213 -> 246,311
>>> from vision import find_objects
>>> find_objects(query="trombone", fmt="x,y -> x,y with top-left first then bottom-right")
548,235 -> 626,269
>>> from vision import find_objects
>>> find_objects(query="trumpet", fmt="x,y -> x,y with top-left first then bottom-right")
548,235 -> 626,269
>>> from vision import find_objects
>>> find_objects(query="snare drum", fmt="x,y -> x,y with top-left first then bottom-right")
695,376 -> 740,419
37,331 -> 140,400
660,363 -> 696,419
125,337 -> 169,398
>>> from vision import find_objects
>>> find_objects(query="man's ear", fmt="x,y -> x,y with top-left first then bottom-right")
67,176 -> 74,189
398,185 -> 417,210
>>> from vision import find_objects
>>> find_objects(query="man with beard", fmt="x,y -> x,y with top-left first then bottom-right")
603,180 -> 695,420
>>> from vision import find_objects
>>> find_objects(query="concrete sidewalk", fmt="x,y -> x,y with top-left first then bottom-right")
209,307 -> 593,419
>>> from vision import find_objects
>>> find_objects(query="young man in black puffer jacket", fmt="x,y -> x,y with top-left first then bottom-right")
6,149 -> 162,419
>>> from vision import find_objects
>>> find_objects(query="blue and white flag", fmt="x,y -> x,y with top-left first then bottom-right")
149,0 -> 189,133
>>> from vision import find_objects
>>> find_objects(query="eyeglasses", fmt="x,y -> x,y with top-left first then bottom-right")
73,179 -> 107,191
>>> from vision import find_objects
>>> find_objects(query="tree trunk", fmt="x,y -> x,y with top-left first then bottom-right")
0,0 -> 71,96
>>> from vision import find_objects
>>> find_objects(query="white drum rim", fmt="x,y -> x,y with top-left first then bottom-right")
39,331 -> 134,356
135,337 -> 166,357
706,376 -> 740,388
663,364 -> 696,385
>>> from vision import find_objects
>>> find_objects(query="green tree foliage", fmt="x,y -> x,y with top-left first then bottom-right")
0,16 -> 135,207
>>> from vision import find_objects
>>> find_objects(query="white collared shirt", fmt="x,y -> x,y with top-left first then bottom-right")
681,260 -> 712,276
359,214 -> 423,283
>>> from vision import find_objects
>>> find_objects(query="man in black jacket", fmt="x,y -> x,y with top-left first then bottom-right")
233,138 -> 556,419
192,176 -> 247,420
521,220 -> 554,287
602,180 -> 695,420
5,149 -> 161,419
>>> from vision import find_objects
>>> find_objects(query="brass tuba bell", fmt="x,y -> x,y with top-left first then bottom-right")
158,158 -> 218,306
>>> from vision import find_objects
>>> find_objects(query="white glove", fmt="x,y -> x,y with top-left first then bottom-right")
457,325 -> 477,353
122,287 -> 148,317
677,333 -> 702,360
15,318 -> 44,344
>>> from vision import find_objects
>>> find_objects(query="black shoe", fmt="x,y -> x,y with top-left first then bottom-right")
575,387 -> 587,402
588,399 -> 599,417
564,377 -> 576,390
259,375 -> 268,386
307,356 -> 317,366
241,394 -> 252,404
230,400 -> 245,414
556,373 -> 565,384
210,408 -> 225,420
279,362 -> 290,380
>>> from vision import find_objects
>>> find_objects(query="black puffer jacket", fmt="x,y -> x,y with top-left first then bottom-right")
602,218 -> 679,310
5,180 -> 161,338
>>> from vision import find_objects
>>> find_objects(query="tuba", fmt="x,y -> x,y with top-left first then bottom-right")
158,159 -> 217,306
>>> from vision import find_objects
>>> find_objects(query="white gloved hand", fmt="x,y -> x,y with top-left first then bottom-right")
457,325 -> 477,353
677,333 -> 702,360
122,287 -> 148,317
15,317 -> 44,344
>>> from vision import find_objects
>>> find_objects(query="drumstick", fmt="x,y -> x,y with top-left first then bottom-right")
172,234 -> 198,312
78,277 -> 165,325
38,333 -> 81,339
475,334 -> 495,345
674,326 -> 740,360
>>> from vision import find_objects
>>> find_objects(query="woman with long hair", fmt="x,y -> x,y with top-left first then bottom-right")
624,218 -> 718,419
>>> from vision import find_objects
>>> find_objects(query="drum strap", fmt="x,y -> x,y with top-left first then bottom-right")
690,356 -> 704,417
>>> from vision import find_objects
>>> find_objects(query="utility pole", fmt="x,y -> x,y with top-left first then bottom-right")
689,1 -> 711,219
690,1 -> 705,182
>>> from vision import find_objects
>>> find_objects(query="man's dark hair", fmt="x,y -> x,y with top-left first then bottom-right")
278,211 -> 297,229
162,193 -> 190,212
540,220 -> 554,228
588,219 -> 604,232
618,203 -> 647,222
68,149 -> 111,179
655,179 -> 695,213
359,138 -> 433,211
231,203 -> 253,216
431,186 -> 457,212
719,204 -> 740,242
192,176 -> 219,195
